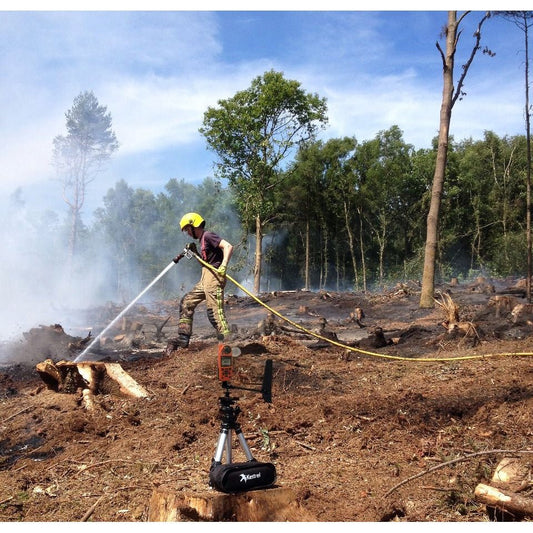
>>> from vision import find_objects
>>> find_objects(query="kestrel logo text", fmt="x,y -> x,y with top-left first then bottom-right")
240,472 -> 261,483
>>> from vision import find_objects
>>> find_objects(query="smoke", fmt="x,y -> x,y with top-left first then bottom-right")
0,197 -> 104,344
0,190 -> 165,364
0,184 -> 247,364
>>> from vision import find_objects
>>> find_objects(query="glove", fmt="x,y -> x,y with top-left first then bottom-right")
217,265 -> 227,277
185,242 -> 198,255
173,253 -> 184,264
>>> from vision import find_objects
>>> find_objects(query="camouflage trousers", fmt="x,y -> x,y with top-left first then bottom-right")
178,267 -> 230,340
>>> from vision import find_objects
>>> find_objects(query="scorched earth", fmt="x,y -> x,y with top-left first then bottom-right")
0,277 -> 532,522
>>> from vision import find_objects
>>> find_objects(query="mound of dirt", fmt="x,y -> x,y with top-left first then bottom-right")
0,281 -> 532,522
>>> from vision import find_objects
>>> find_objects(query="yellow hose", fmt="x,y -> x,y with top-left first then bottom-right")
191,252 -> 533,363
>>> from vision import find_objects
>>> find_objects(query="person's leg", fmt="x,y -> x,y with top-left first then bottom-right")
175,278 -> 206,347
204,269 -> 230,339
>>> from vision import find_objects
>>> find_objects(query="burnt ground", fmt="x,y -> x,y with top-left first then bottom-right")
0,278 -> 532,522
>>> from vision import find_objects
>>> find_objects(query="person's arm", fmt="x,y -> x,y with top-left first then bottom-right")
218,239 -> 233,270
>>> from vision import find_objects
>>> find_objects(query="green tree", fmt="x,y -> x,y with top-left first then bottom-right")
93,180 -> 161,301
200,70 -> 328,293
52,91 -> 118,274
93,180 -> 136,300
321,137 -> 360,289
355,126 -> 415,287
282,140 -> 329,290
154,178 -> 197,261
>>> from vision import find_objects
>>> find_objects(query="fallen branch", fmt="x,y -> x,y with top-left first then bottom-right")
475,483 -> 533,519
385,449 -> 533,497
80,495 -> 104,522
294,439 -> 316,451
420,486 -> 459,492
74,459 -> 135,477
154,316 -> 171,341
2,406 -> 31,424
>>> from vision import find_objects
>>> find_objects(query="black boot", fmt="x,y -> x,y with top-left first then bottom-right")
176,333 -> 190,348
165,334 -> 190,356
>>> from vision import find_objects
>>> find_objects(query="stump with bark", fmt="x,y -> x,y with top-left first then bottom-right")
35,359 -> 149,409
148,486 -> 315,521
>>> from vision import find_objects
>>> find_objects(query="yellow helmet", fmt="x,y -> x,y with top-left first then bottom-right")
180,212 -> 205,230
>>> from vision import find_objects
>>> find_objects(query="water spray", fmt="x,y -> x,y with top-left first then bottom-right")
75,260 -> 178,362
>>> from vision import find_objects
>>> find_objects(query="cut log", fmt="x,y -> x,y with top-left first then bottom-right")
103,363 -> 149,398
511,303 -> 533,324
148,486 -> 315,521
474,483 -> 533,521
35,359 -> 149,399
346,307 -> 366,328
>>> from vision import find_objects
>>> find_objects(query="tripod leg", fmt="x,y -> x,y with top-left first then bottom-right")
236,428 -> 255,461
225,428 -> 233,463
213,429 -> 229,463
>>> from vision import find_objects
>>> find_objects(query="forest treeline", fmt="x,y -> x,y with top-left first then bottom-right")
16,125 -> 528,301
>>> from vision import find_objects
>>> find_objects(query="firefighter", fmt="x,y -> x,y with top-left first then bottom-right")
170,212 -> 233,350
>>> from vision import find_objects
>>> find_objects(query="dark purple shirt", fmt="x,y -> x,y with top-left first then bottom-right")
200,231 -> 223,268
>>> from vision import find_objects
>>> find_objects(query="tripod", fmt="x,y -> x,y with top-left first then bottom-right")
208,360 -> 276,493
211,382 -> 255,468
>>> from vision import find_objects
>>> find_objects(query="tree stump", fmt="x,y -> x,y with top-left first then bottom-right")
148,486 -> 315,521
35,359 -> 149,400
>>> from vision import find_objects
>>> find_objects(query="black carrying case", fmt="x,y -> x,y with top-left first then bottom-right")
209,460 -> 277,493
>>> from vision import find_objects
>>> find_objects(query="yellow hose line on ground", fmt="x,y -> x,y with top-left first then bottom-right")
191,252 -> 533,363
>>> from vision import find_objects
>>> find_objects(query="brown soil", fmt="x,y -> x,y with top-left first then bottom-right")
1,279 -> 532,522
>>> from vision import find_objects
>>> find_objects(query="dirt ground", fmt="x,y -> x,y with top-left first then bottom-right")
0,277 -> 532,522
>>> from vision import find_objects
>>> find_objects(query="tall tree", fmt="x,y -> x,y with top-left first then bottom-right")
200,70 -> 328,293
498,11 -> 533,301
321,137 -> 360,289
356,126 -> 414,287
53,91 -> 118,273
419,11 -> 492,308
283,140 -> 330,290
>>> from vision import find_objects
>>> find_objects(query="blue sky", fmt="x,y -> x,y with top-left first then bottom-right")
0,9 -> 530,217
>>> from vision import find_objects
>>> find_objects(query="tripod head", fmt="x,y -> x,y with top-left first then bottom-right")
218,353 -> 273,404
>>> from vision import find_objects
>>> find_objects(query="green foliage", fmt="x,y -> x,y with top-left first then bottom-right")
486,231 -> 528,275
200,70 -> 328,292
36,71 -> 531,301
57,127 -> 529,300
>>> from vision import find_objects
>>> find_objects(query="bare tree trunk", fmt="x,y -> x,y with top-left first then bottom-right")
321,220 -> 328,290
358,208 -> 367,292
68,207 -> 79,277
253,215 -> 263,294
304,218 -> 310,290
524,19 -> 532,302
66,181 -> 81,282
343,200 -> 358,290
419,12 -> 457,308
419,11 -> 489,308
377,213 -> 388,288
